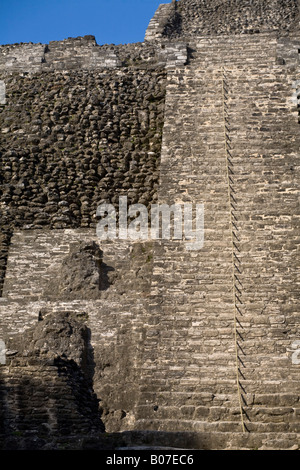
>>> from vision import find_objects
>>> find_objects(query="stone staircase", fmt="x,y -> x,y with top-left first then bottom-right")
134,34 -> 300,442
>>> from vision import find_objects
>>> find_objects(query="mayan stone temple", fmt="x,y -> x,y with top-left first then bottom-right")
0,0 -> 299,451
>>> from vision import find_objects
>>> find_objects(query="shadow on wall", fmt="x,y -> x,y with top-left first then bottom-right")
44,241 -> 115,300
163,7 -> 182,38
0,230 -> 13,298
0,313 -> 105,450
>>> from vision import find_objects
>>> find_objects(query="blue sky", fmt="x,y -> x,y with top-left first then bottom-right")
0,0 -> 166,46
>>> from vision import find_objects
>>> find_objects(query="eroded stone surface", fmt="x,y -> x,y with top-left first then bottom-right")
0,0 -> 299,451
146,0 -> 300,40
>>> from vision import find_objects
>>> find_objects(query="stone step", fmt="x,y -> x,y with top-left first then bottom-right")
135,45 -> 299,436
187,37 -> 280,67
138,390 -> 300,406
133,417 -> 300,435
134,403 -> 300,423
117,429 -> 300,450
137,376 -> 299,394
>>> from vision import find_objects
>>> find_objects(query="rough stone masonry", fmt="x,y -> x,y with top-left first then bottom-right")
0,0 -> 299,450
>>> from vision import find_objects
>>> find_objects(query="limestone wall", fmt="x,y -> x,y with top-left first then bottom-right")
0,4 -> 299,449
0,311 -> 105,449
0,67 -> 167,294
0,229 -> 155,434
134,33 -> 300,442
0,36 -> 187,72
